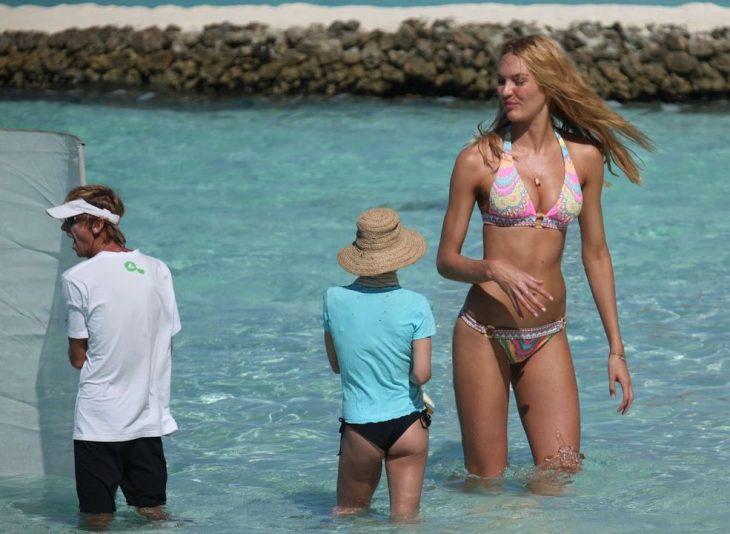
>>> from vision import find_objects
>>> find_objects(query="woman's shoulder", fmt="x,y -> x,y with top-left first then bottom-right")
455,138 -> 501,177
559,130 -> 603,163
559,130 -> 605,184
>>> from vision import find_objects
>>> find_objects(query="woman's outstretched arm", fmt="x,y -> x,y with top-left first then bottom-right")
576,142 -> 634,414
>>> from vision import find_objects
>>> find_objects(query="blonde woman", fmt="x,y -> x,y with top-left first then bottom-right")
437,35 -> 652,479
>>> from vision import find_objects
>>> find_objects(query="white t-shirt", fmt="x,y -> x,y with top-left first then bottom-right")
62,249 -> 181,442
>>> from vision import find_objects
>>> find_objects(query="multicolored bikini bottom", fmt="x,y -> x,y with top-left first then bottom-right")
459,310 -> 567,365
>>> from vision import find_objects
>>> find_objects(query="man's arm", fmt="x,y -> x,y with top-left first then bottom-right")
68,337 -> 88,369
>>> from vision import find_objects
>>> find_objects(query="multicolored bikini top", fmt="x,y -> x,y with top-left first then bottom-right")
482,129 -> 583,230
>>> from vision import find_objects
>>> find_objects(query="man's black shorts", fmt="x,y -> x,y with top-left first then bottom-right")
74,437 -> 168,514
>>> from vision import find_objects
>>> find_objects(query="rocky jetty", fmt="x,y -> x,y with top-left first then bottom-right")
1,20 -> 729,100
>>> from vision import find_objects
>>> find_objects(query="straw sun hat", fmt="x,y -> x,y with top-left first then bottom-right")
337,208 -> 427,276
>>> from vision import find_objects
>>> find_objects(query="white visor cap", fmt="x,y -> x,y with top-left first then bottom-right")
46,199 -> 121,224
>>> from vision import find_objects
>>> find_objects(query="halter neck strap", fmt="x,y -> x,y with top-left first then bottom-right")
503,126 -> 568,160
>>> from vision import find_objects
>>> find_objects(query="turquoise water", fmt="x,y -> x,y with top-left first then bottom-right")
1,0 -> 721,7
1,93 -> 729,532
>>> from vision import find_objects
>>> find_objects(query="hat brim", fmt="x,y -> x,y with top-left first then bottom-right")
46,203 -> 85,219
337,227 -> 427,276
46,199 -> 121,224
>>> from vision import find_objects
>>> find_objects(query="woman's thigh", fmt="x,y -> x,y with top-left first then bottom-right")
452,318 -> 511,478
511,330 -> 581,469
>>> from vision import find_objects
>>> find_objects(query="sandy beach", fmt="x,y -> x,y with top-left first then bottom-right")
1,2 -> 729,33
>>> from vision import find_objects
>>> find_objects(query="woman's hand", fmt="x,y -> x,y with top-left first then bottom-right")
487,259 -> 553,318
608,352 -> 633,414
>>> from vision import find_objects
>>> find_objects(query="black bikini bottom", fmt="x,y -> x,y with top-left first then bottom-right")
339,410 -> 431,454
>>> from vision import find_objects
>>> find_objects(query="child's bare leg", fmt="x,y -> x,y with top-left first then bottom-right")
384,420 -> 429,521
336,427 -> 385,515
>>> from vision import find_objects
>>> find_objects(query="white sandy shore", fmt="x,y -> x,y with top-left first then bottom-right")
0,2 -> 728,33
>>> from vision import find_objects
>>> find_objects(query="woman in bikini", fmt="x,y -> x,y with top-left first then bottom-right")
437,35 -> 652,478
324,207 -> 435,520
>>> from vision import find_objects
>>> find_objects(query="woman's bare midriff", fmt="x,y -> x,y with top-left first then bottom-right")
462,225 -> 569,328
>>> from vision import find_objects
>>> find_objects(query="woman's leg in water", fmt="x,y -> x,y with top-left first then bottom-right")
453,318 -> 512,478
511,329 -> 582,474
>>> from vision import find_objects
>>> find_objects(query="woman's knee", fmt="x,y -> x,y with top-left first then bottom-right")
537,442 -> 584,474
464,456 -> 507,479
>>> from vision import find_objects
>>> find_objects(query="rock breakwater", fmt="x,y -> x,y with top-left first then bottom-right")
1,20 -> 729,100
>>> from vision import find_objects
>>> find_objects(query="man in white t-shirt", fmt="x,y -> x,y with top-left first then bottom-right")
46,185 -> 180,529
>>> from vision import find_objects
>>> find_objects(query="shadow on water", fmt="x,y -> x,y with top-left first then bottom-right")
443,463 -> 580,499
0,475 -> 76,531
290,485 -> 334,517
395,199 -> 447,213
290,482 -> 446,531
1,475 -> 196,532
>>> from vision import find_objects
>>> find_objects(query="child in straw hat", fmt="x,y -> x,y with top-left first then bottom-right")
323,207 -> 435,521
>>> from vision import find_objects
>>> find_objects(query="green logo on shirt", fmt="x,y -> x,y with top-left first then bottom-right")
124,261 -> 145,274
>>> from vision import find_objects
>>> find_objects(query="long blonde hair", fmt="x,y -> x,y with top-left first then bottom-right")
477,35 -> 653,184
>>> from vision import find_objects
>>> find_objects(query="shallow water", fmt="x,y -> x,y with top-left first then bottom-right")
1,93 -> 729,532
